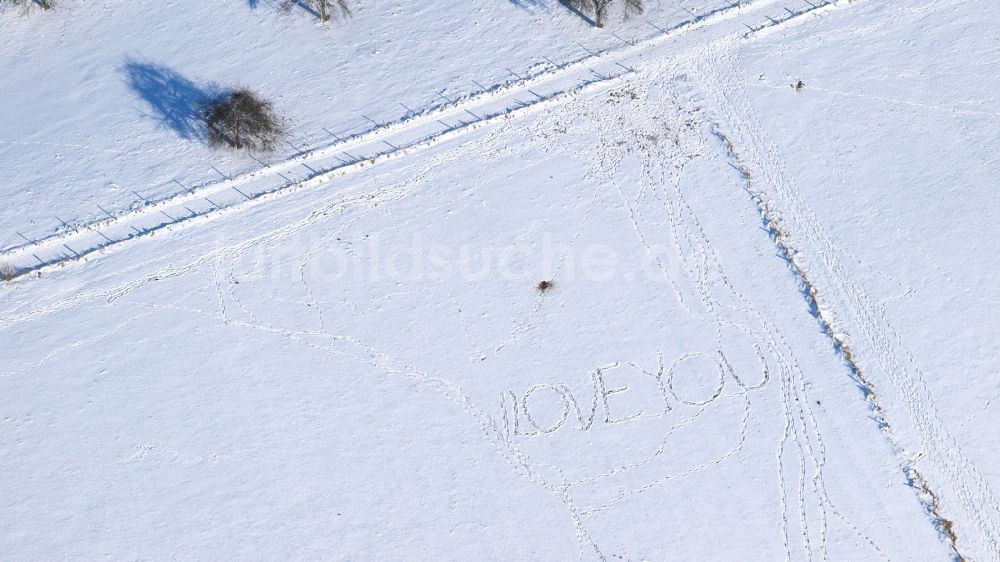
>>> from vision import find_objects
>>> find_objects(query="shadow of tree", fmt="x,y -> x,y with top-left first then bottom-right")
250,0 -> 333,21
286,0 -> 322,19
508,0 -> 549,10
123,60 -> 220,142
558,0 -> 596,26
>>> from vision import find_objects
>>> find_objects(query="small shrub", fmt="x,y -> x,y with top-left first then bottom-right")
203,89 -> 286,152
1,262 -> 16,282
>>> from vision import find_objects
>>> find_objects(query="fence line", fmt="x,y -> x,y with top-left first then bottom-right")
0,0 -> 844,281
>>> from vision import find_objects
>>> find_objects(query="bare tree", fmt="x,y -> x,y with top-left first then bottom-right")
565,0 -> 642,28
1,0 -> 56,12
280,0 -> 351,22
203,89 -> 286,153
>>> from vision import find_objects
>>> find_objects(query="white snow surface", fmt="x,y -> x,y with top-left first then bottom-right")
2,0 -> 999,560
0,0 -> 729,250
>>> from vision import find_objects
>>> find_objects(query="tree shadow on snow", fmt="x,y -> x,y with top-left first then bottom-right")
248,0 -> 323,19
285,0 -> 323,19
557,0 -> 596,26
123,60 -> 221,142
508,0 -> 549,10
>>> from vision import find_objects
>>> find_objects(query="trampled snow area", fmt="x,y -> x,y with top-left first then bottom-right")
2,0 -> 999,560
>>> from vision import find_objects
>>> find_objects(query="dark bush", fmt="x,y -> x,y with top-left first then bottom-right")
203,89 -> 286,152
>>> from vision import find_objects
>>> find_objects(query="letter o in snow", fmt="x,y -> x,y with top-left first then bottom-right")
666,352 -> 726,407
522,384 -> 571,434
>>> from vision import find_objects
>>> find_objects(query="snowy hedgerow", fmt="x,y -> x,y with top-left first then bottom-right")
203,89 -> 286,153
564,0 -> 643,28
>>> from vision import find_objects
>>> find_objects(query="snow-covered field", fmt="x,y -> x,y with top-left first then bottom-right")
2,0 -> 999,560
0,0 -> 736,250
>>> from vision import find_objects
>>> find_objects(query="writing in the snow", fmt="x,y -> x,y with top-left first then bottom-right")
499,350 -> 768,438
